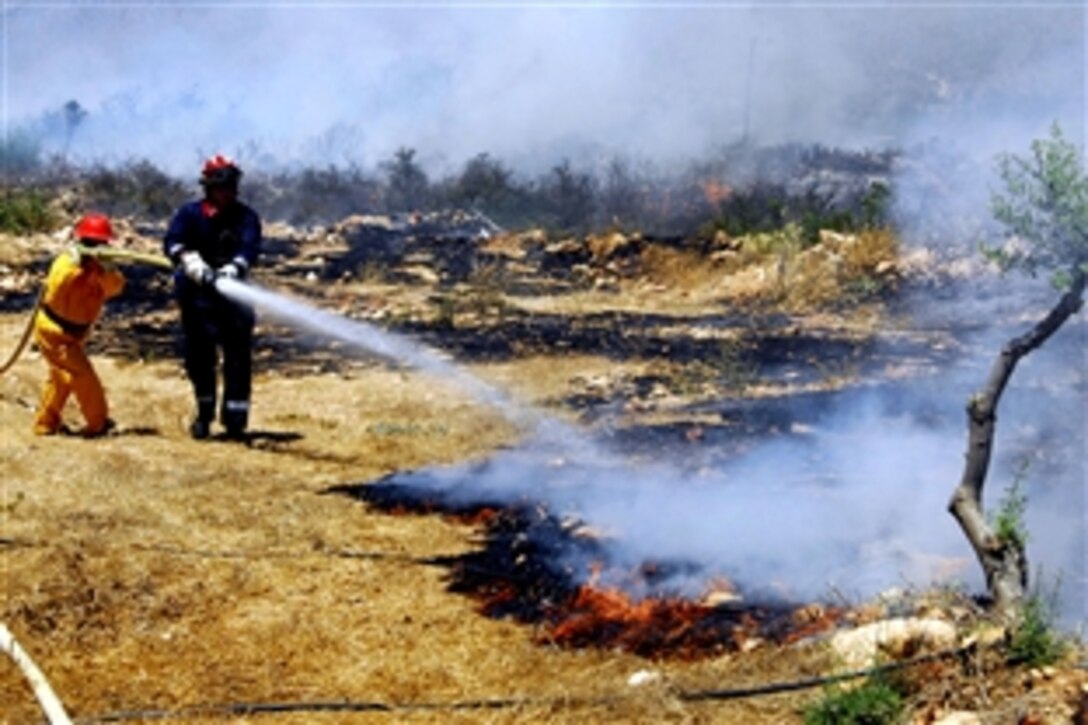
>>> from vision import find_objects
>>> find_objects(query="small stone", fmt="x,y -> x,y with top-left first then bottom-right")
702,590 -> 743,608
741,637 -> 764,653
933,712 -> 981,725
627,669 -> 661,687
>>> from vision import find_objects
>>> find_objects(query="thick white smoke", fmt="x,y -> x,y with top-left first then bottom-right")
6,5 -> 1082,174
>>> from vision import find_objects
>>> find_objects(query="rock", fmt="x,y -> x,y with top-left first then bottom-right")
519,229 -> 548,247
740,637 -> 763,653
792,603 -> 827,625
875,259 -> 898,277
711,229 -> 740,251
933,711 -> 981,725
588,232 -> 642,262
627,669 -> 661,687
702,590 -> 743,608
818,229 -> 858,250
592,275 -> 619,292
830,617 -> 957,669
400,265 -> 440,285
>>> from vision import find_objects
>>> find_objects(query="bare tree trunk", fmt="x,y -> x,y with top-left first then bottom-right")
949,268 -> 1085,619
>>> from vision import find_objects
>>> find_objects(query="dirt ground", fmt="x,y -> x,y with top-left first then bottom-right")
2,232 -> 1085,723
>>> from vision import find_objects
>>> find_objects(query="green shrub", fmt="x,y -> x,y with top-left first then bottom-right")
804,678 -> 904,725
0,188 -> 57,234
991,463 -> 1029,550
1008,594 -> 1066,666
737,222 -> 806,259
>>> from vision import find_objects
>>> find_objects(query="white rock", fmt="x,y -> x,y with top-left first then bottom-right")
627,669 -> 661,687
933,712 -> 981,725
830,617 -> 957,669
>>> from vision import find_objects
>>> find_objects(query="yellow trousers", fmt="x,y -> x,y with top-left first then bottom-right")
32,323 -> 109,436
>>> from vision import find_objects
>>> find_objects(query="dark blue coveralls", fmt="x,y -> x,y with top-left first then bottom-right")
164,200 -> 262,434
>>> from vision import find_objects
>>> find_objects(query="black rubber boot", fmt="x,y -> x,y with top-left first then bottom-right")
190,418 -> 211,440
221,403 -> 248,442
190,397 -> 215,440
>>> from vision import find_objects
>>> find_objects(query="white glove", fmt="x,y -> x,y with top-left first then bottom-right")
217,262 -> 241,280
180,251 -> 214,285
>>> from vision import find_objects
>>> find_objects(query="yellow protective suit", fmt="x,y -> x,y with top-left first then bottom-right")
32,247 -> 125,436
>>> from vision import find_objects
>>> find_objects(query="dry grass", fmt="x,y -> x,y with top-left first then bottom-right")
637,246 -> 724,292
0,312 -> 853,724
716,227 -> 900,312
1,219 -> 1077,724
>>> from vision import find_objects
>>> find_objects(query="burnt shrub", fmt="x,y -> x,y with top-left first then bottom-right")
445,153 -> 534,228
246,165 -> 383,225
1,128 -> 44,178
537,160 -> 597,234
382,147 -> 431,212
81,160 -> 189,219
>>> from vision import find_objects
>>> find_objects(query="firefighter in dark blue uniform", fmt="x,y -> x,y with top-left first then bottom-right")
164,155 -> 262,440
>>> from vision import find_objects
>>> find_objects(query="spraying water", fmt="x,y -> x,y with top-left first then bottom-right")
214,277 -> 595,456
215,277 -> 524,418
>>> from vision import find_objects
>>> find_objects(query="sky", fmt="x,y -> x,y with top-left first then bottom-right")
3,2 -> 1084,175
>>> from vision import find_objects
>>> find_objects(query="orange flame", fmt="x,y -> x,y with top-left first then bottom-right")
547,584 -> 719,658
701,179 -> 733,206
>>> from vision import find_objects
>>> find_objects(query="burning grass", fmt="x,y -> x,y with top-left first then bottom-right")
339,478 -> 846,661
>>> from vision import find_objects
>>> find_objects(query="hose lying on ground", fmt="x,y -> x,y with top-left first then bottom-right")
0,288 -> 43,375
0,246 -> 172,376
0,622 -> 73,725
77,645 -> 973,722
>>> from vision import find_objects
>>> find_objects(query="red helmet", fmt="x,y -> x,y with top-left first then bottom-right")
74,213 -> 113,245
201,154 -> 242,187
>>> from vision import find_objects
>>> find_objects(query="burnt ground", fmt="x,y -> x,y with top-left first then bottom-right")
2,222 -> 1087,723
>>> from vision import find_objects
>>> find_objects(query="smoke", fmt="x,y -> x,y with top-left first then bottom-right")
6,4 -> 1082,176
215,277 -> 970,604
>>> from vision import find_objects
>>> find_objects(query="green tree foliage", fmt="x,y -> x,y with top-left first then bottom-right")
989,123 -> 1088,281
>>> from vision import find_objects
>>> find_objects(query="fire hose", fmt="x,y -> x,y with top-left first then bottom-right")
1,536 -> 984,721
0,622 -> 72,724
0,246 -> 172,376
76,645 -> 974,722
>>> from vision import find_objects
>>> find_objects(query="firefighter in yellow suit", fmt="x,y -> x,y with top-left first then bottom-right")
32,213 -> 125,436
